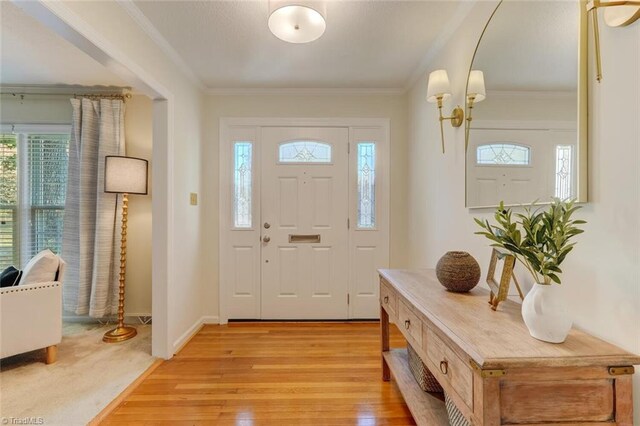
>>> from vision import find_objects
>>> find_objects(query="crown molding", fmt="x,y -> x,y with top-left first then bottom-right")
405,0 -> 478,91
116,0 -> 206,91
205,87 -> 406,96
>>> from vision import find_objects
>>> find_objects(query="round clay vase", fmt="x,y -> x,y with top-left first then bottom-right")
435,251 -> 481,292
521,283 -> 572,343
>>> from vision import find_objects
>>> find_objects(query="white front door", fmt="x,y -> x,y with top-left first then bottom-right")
220,119 -> 389,322
260,127 -> 349,319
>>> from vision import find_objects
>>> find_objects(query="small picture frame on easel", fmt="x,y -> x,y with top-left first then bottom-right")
486,248 -> 524,311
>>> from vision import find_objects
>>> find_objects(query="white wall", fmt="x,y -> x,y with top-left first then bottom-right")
123,95 -> 153,315
0,93 -> 153,316
407,1 -> 640,420
474,92 -> 577,122
201,93 -> 409,319
0,94 -> 72,123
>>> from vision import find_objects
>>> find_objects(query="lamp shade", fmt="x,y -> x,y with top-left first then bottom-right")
268,0 -> 326,44
467,70 -> 486,102
426,70 -> 452,103
104,156 -> 148,195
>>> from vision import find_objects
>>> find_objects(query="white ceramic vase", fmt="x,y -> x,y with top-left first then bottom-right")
521,283 -> 572,343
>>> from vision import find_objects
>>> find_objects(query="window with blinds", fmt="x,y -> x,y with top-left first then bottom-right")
0,132 -> 69,270
0,135 -> 18,268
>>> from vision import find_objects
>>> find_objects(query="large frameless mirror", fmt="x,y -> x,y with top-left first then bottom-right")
465,0 -> 588,208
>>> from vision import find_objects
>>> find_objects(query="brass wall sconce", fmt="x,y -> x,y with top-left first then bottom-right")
427,70 -> 464,154
465,70 -> 486,151
586,0 -> 640,81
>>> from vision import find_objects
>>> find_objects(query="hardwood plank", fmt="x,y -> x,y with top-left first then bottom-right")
379,269 -> 640,369
382,349 -> 448,426
100,323 -> 417,425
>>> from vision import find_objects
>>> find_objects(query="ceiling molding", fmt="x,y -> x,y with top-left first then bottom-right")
404,0 -> 478,91
116,0 -> 206,91
205,87 -> 406,96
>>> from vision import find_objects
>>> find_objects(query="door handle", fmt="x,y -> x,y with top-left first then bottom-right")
262,235 -> 271,243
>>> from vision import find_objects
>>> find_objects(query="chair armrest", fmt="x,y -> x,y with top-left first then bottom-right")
0,281 -> 61,295
1,281 -> 62,359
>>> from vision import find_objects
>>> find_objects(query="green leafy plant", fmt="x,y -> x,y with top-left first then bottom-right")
475,199 -> 586,285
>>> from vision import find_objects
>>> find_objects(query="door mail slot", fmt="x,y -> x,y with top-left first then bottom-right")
289,234 -> 321,243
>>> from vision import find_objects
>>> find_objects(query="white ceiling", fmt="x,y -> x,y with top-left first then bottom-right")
0,2 -> 126,87
1,1 -> 580,93
131,0 -> 462,90
472,1 -> 579,92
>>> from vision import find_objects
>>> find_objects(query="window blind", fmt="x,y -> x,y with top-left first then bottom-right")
0,133 -> 69,269
0,134 -> 18,268
27,134 -> 69,261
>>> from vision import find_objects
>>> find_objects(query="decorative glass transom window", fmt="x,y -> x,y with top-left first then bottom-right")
476,143 -> 531,165
233,142 -> 252,228
279,141 -> 332,163
555,145 -> 574,200
357,142 -> 376,229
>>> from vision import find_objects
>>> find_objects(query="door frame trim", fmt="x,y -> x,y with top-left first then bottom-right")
218,117 -> 390,324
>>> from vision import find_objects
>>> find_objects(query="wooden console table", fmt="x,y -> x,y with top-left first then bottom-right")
379,269 -> 640,426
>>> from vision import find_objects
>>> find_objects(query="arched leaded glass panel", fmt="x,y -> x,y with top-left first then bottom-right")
476,143 -> 531,165
278,141 -> 332,163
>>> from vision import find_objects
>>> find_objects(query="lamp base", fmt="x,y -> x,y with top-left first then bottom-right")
103,325 -> 137,343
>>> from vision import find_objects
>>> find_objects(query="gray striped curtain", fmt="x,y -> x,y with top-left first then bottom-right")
62,98 -> 125,317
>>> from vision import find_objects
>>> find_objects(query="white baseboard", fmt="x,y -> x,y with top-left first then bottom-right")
171,315 -> 220,354
202,315 -> 219,324
172,317 -> 203,354
63,313 -> 152,323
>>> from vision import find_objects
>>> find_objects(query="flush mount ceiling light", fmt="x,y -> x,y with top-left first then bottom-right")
268,0 -> 327,44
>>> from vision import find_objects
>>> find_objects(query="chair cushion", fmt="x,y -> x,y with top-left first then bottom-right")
0,266 -> 22,287
20,250 -> 60,286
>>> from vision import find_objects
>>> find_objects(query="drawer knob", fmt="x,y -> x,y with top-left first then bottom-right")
404,319 -> 411,329
384,296 -> 389,304
440,360 -> 449,375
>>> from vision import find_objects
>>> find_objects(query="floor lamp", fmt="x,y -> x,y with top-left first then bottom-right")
103,155 -> 149,343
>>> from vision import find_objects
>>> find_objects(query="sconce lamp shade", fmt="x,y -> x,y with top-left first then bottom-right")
426,70 -> 452,103
104,156 -> 148,195
467,70 -> 486,102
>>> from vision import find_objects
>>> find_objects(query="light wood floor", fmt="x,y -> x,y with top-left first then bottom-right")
101,322 -> 414,425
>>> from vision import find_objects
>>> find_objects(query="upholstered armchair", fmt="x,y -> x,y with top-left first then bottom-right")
0,257 -> 65,364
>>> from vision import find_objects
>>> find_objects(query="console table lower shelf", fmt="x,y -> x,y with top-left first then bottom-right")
383,348 -> 449,425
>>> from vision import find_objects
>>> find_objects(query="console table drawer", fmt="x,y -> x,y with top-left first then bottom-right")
380,280 -> 398,318
425,327 -> 473,410
399,300 -> 423,346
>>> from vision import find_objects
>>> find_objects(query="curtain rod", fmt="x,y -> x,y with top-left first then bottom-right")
2,92 -> 132,101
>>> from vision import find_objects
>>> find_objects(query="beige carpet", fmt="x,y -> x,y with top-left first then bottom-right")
0,323 -> 154,425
